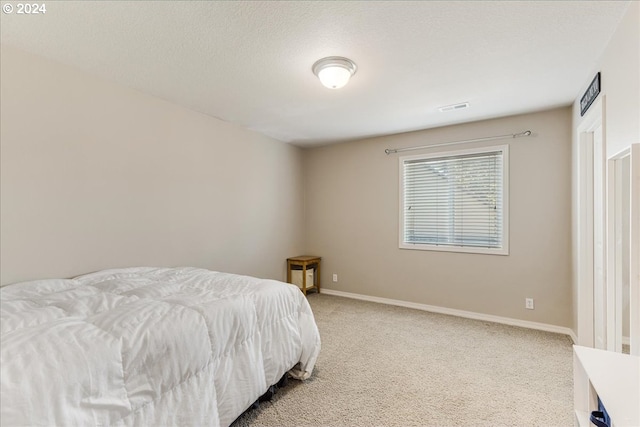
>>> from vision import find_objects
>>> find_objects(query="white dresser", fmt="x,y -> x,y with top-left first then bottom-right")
573,345 -> 640,427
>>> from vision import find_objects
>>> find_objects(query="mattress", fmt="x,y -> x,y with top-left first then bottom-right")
0,267 -> 321,426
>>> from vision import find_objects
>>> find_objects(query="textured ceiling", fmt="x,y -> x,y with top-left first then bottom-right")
0,1 -> 630,146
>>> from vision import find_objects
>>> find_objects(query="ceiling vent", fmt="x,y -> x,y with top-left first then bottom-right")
439,102 -> 469,112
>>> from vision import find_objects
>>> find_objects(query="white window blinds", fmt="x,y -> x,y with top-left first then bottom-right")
401,146 -> 507,253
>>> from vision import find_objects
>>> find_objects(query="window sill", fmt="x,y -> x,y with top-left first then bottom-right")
399,243 -> 509,256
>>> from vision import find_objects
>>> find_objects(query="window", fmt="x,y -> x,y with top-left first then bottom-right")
399,144 -> 508,255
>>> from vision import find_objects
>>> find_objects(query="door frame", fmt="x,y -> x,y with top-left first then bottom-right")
606,147 -> 630,352
577,96 -> 606,347
630,144 -> 640,356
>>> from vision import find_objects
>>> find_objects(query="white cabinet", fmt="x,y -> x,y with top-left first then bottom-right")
573,345 -> 640,426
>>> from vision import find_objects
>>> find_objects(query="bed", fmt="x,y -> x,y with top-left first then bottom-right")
0,267 -> 321,426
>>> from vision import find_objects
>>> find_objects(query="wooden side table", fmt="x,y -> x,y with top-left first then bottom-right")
287,256 -> 321,295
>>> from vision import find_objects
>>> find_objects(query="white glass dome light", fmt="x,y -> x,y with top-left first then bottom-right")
312,56 -> 357,89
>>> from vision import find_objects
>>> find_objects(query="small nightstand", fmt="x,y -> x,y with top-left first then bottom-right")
287,256 -> 321,295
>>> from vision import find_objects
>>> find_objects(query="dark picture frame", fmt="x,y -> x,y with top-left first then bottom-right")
580,72 -> 601,117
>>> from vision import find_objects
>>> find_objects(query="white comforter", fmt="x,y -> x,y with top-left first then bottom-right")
0,267 -> 321,426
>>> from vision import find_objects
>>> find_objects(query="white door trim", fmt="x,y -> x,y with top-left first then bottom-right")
630,144 -> 640,356
607,147 -> 630,352
576,96 -> 606,348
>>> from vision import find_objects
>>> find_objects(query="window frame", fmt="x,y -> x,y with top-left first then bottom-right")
398,144 -> 509,255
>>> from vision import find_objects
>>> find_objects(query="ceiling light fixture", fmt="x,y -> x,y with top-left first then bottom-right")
312,56 -> 357,89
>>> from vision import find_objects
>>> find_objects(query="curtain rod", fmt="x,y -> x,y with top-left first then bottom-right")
384,130 -> 532,155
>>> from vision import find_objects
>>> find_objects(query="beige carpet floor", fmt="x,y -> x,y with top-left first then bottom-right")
233,294 -> 574,427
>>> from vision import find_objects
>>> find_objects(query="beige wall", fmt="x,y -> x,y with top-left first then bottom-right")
571,2 -> 640,335
304,108 -> 573,327
0,46 -> 305,285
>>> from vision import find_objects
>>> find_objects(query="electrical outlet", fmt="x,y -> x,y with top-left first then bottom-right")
525,298 -> 534,310
332,274 -> 338,282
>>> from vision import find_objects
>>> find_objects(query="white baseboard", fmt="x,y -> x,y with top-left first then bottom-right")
320,288 -> 577,342
568,329 -> 578,344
